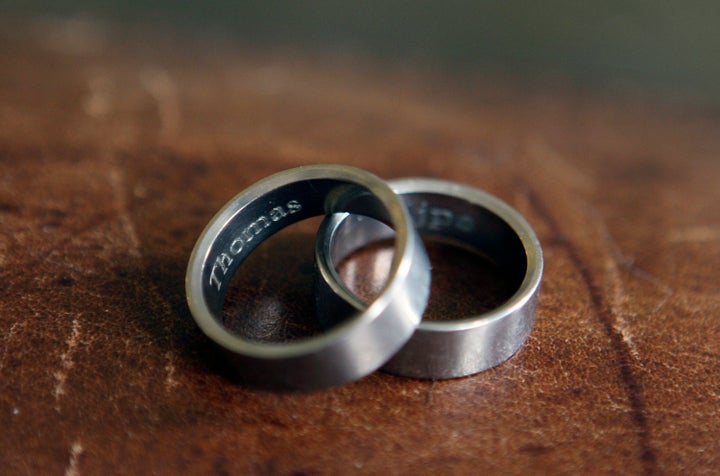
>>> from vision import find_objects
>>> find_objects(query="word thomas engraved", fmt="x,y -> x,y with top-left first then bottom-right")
408,200 -> 475,233
209,199 -> 302,291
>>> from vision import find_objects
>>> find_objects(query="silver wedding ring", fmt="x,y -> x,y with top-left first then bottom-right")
186,165 -> 430,391
315,177 -> 543,379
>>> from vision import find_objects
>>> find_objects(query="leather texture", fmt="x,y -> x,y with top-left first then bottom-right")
1,22 -> 718,475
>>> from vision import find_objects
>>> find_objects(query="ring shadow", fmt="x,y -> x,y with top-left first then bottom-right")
111,221 -> 327,388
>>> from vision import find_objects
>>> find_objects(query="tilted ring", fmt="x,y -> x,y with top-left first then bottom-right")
186,165 -> 430,391
315,177 -> 543,379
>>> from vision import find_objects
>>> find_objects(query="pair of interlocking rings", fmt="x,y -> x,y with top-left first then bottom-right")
186,165 -> 543,391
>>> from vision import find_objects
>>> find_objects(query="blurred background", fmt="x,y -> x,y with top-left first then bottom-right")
3,0 -> 720,105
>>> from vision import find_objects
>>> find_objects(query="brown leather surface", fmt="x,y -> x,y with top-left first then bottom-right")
1,23 -> 719,475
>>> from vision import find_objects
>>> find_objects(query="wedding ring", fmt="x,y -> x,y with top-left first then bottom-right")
315,177 -> 543,379
186,165 -> 430,391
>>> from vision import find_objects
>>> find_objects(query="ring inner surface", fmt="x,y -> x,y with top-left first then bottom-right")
332,193 -> 526,317
202,179 -> 393,329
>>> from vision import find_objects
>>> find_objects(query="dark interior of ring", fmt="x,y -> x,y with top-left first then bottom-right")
331,192 -> 528,293
202,179 -> 394,318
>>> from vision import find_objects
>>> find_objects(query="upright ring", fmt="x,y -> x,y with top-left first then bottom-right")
315,177 -> 543,379
186,165 -> 430,391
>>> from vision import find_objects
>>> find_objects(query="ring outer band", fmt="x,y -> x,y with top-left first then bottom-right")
186,165 -> 430,391
315,177 -> 543,379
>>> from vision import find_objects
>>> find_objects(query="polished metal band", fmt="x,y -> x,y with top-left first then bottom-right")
315,177 -> 543,379
186,165 -> 430,391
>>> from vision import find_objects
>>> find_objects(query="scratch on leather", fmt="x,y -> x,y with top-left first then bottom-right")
64,440 -> 84,476
53,317 -> 82,402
